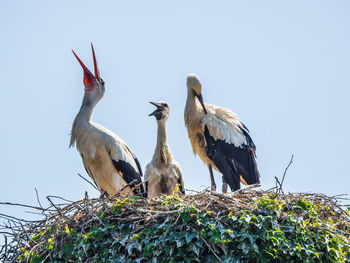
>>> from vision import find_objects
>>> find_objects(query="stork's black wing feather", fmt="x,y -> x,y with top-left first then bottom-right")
111,159 -> 145,196
204,126 -> 260,191
133,156 -> 143,177
239,122 -> 256,153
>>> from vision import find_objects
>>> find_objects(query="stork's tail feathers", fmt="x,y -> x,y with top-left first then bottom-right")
204,126 -> 260,191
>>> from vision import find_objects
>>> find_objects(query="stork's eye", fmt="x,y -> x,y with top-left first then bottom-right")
100,79 -> 105,86
162,103 -> 169,108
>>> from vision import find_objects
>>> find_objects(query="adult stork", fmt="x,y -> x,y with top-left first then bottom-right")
70,44 -> 144,196
184,73 -> 260,192
144,101 -> 185,198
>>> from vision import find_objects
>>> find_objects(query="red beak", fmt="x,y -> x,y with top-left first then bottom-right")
72,44 -> 100,89
91,43 -> 101,80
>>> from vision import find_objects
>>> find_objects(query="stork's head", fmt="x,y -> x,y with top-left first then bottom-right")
72,44 -> 105,105
187,73 -> 207,114
149,101 -> 170,121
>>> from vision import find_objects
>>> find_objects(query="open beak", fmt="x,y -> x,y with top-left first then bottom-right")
196,94 -> 207,114
91,43 -> 101,80
72,43 -> 100,88
149,101 -> 164,117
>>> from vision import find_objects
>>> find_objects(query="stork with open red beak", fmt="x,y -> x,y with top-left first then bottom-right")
70,44 -> 144,196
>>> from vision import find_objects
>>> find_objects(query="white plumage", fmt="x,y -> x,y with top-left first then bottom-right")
184,73 -> 260,192
201,105 -> 249,147
70,44 -> 144,196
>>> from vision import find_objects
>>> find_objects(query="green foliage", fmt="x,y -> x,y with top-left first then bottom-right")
16,194 -> 350,262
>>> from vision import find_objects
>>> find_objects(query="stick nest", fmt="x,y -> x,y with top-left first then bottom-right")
1,185 -> 349,262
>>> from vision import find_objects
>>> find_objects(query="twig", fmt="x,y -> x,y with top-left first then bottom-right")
46,197 -> 63,217
199,233 -> 222,262
0,213 -> 40,223
46,195 -> 73,203
274,177 -> 285,195
135,208 -> 185,215
280,154 -> 294,189
120,180 -> 148,194
119,179 -> 137,193
35,188 -> 43,211
0,187 -> 349,261
276,154 -> 294,194
78,173 -> 99,191
4,236 -> 7,260
0,202 -> 47,212
230,184 -> 261,195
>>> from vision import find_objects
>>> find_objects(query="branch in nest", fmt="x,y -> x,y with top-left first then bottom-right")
281,154 -> 294,187
276,154 -> 294,194
78,173 -> 99,191
118,179 -> 148,197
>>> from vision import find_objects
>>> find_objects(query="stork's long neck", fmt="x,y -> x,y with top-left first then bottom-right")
184,89 -> 202,125
77,103 -> 94,123
69,94 -> 98,147
152,120 -> 172,167
76,91 -> 102,123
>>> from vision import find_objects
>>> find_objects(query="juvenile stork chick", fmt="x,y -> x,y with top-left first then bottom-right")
70,44 -> 144,196
145,101 -> 185,198
184,73 -> 260,192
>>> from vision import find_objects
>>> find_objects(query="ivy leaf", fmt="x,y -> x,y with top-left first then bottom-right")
63,243 -> 74,257
253,243 -> 259,253
185,232 -> 198,244
238,242 -> 250,255
31,256 -> 45,263
222,258 -> 240,263
188,243 -> 200,256
126,241 -> 142,256
176,238 -> 185,248
281,224 -> 295,233
119,235 -> 129,246
89,227 -> 106,241
135,257 -> 146,263
240,233 -> 256,244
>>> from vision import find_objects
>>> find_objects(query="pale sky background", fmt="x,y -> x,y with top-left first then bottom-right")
1,1 -> 349,243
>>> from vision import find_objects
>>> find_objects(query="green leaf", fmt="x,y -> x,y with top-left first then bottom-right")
240,242 -> 250,255
185,232 -> 198,244
119,235 -> 129,246
188,243 -> 200,256
126,241 -> 142,256
63,243 -> 74,257
176,238 -> 185,248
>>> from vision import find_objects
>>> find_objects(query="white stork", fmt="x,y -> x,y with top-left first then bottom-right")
144,101 -> 185,198
70,44 -> 144,196
184,73 -> 260,192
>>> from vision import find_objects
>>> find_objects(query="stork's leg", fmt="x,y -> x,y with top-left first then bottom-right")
222,176 -> 228,193
208,165 -> 216,191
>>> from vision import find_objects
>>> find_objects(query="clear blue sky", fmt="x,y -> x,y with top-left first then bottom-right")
1,0 -> 349,234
